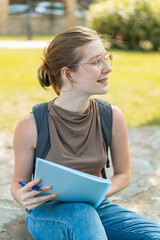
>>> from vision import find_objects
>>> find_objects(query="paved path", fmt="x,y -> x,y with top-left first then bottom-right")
0,126 -> 160,239
0,40 -> 49,49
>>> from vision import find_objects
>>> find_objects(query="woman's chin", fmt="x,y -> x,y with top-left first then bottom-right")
97,87 -> 109,95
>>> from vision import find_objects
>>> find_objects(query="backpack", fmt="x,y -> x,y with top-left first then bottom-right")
32,98 -> 112,178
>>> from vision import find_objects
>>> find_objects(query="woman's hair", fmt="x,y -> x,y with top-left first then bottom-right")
38,26 -> 100,95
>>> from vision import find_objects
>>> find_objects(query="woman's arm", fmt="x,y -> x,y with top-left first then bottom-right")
11,114 -> 57,210
105,105 -> 131,198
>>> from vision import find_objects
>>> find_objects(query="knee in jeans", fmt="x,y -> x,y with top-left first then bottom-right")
65,203 -> 96,221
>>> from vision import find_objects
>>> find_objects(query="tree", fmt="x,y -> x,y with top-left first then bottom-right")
0,0 -> 9,34
64,0 -> 77,28
26,0 -> 32,40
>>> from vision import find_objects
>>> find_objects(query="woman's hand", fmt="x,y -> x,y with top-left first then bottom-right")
18,178 -> 57,210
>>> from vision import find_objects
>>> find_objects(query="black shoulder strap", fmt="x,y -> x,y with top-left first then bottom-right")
94,98 -> 113,168
32,102 -> 50,159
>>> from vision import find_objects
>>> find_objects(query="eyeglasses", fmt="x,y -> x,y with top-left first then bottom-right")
68,53 -> 113,70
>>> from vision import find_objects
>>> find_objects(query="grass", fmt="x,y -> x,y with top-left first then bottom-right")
0,35 -> 53,40
104,51 -> 160,127
0,48 -> 160,133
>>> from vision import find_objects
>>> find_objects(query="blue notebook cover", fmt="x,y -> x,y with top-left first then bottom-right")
34,157 -> 111,208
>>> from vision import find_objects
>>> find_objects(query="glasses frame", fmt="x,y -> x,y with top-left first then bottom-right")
68,53 -> 113,69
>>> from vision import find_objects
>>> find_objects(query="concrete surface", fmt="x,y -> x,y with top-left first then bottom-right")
0,40 -> 49,49
0,126 -> 160,239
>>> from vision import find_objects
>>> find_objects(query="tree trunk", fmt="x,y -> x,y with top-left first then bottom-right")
0,0 -> 9,34
64,0 -> 77,29
26,0 -> 32,40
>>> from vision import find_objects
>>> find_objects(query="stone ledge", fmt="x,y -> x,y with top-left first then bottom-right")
1,214 -> 33,240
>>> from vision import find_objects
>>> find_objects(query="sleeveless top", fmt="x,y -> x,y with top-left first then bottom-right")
45,99 -> 107,177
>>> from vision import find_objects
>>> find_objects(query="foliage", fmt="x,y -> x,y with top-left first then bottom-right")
87,0 -> 160,50
0,49 -> 160,133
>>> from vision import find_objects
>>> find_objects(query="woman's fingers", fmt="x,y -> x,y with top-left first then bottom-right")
19,178 -> 41,193
22,179 -> 53,194
39,185 -> 52,192
25,178 -> 41,191
23,185 -> 53,199
29,193 -> 57,205
18,178 -> 57,210
26,194 -> 57,210
25,193 -> 58,210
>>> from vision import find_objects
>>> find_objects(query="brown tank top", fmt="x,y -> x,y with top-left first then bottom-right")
46,98 -> 107,177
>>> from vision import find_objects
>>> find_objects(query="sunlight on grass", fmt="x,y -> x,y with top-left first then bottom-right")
0,49 -> 160,133
0,36 -> 53,41
102,51 -> 160,127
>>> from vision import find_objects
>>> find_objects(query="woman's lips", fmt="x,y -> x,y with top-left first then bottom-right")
97,78 -> 108,84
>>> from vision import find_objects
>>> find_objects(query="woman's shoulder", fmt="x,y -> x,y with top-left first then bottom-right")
14,114 -> 37,148
111,105 -> 127,129
15,113 -> 36,132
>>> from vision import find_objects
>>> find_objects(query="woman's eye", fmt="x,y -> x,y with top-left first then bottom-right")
90,58 -> 102,65
97,58 -> 102,65
91,60 -> 98,65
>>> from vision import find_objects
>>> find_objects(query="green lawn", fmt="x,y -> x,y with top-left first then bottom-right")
0,36 -> 53,40
0,49 -> 160,133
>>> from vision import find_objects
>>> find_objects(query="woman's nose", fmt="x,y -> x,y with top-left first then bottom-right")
102,62 -> 112,73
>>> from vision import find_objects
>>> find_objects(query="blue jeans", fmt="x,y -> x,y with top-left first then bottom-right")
26,199 -> 160,240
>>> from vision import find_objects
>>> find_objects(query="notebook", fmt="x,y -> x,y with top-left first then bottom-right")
34,157 -> 111,208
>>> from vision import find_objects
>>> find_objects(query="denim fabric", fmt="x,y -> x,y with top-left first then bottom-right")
97,199 -> 160,240
26,199 -> 160,240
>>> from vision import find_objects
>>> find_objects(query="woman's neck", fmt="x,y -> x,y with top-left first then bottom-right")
54,93 -> 90,113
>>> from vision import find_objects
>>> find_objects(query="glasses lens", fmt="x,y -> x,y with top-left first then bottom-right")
106,54 -> 112,66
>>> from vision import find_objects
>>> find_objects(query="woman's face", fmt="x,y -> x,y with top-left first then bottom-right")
70,39 -> 112,97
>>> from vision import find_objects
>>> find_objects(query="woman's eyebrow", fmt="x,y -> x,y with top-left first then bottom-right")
90,55 -> 99,59
89,52 -> 107,60
88,55 -> 100,61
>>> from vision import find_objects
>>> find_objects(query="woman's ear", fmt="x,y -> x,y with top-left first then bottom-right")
61,67 -> 73,82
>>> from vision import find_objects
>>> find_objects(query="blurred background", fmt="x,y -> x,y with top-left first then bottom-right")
0,0 -> 160,133
1,0 -> 90,37
1,2 -> 160,236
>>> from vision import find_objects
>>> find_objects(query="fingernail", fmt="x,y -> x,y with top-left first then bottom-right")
49,185 -> 52,189
37,178 -> 41,182
52,193 -> 57,198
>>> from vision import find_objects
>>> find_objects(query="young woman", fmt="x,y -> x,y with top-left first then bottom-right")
11,26 -> 160,240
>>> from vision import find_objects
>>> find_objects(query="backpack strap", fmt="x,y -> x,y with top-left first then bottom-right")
94,98 -> 112,169
32,102 -> 50,159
